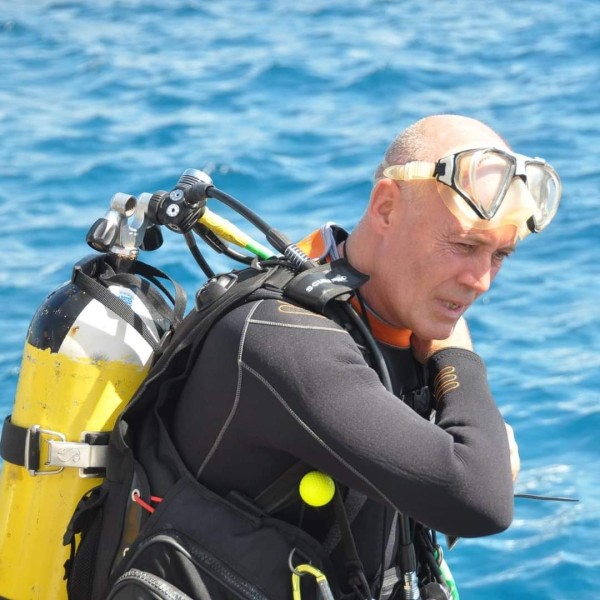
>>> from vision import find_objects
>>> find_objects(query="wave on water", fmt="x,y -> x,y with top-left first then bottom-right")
0,2 -> 598,598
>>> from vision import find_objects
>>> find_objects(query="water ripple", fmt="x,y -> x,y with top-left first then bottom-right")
1,2 -> 598,598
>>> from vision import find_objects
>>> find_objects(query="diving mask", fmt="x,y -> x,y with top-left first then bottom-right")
382,147 -> 562,239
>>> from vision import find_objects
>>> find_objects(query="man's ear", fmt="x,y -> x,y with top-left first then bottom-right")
367,179 -> 402,234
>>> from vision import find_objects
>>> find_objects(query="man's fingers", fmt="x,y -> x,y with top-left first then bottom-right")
505,422 -> 520,482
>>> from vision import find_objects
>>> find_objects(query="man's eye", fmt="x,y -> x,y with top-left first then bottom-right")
493,250 -> 512,262
455,243 -> 474,252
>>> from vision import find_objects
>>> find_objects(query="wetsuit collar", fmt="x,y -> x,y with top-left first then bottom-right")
297,224 -> 412,349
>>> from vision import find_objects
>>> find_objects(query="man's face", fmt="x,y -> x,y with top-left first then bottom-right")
365,180 -> 518,341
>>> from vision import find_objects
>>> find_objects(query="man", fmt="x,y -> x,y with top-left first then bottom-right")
171,114 -> 560,597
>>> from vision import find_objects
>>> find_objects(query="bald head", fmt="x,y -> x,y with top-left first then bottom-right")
343,114 -> 519,337
347,113 -> 515,279
374,115 -> 509,181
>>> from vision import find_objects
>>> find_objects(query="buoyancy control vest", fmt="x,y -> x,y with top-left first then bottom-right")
1,170 -> 457,600
63,259 -> 377,600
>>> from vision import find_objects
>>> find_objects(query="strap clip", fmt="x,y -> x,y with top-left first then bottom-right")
291,563 -> 335,600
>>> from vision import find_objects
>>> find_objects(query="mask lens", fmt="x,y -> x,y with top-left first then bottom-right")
455,150 -> 514,218
525,163 -> 561,230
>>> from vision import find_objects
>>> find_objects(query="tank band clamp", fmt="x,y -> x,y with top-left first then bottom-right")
1,416 -> 109,478
47,438 -> 109,477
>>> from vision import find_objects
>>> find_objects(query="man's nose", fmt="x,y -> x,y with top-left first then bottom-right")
457,256 -> 493,294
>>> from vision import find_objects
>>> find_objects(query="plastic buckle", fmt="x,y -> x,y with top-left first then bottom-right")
25,425 -> 66,476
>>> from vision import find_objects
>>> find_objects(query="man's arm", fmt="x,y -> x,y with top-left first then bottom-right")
232,300 -> 515,537
412,316 -> 520,482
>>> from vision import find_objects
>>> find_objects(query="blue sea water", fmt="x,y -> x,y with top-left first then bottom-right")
1,1 -> 598,598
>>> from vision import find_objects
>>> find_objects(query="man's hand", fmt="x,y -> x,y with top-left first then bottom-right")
505,422 -> 520,482
411,316 -> 474,364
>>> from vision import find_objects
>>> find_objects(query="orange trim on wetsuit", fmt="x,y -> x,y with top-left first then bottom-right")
351,301 -> 411,348
297,228 -> 412,349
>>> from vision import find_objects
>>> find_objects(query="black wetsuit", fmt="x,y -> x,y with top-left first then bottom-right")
172,284 -> 514,588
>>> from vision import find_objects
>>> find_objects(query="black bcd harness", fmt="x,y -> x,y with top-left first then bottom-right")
63,258 -> 444,600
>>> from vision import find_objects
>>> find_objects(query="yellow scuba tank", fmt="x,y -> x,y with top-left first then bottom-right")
0,191 -> 180,600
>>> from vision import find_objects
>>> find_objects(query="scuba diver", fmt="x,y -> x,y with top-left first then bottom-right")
167,114 -> 556,597
0,114 -> 562,600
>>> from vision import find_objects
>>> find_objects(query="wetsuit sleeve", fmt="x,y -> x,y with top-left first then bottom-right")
175,299 -> 514,538
425,348 -> 514,534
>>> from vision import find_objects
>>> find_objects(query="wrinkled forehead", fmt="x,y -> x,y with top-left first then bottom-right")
440,204 -> 520,246
440,141 -> 512,159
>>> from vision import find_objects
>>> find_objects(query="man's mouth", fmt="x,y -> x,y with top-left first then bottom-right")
442,300 -> 465,311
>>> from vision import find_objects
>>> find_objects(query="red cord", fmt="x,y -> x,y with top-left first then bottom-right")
131,490 -> 163,514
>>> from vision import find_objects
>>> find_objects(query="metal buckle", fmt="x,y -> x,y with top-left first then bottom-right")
46,432 -> 108,478
24,426 -> 108,477
25,425 -> 66,476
